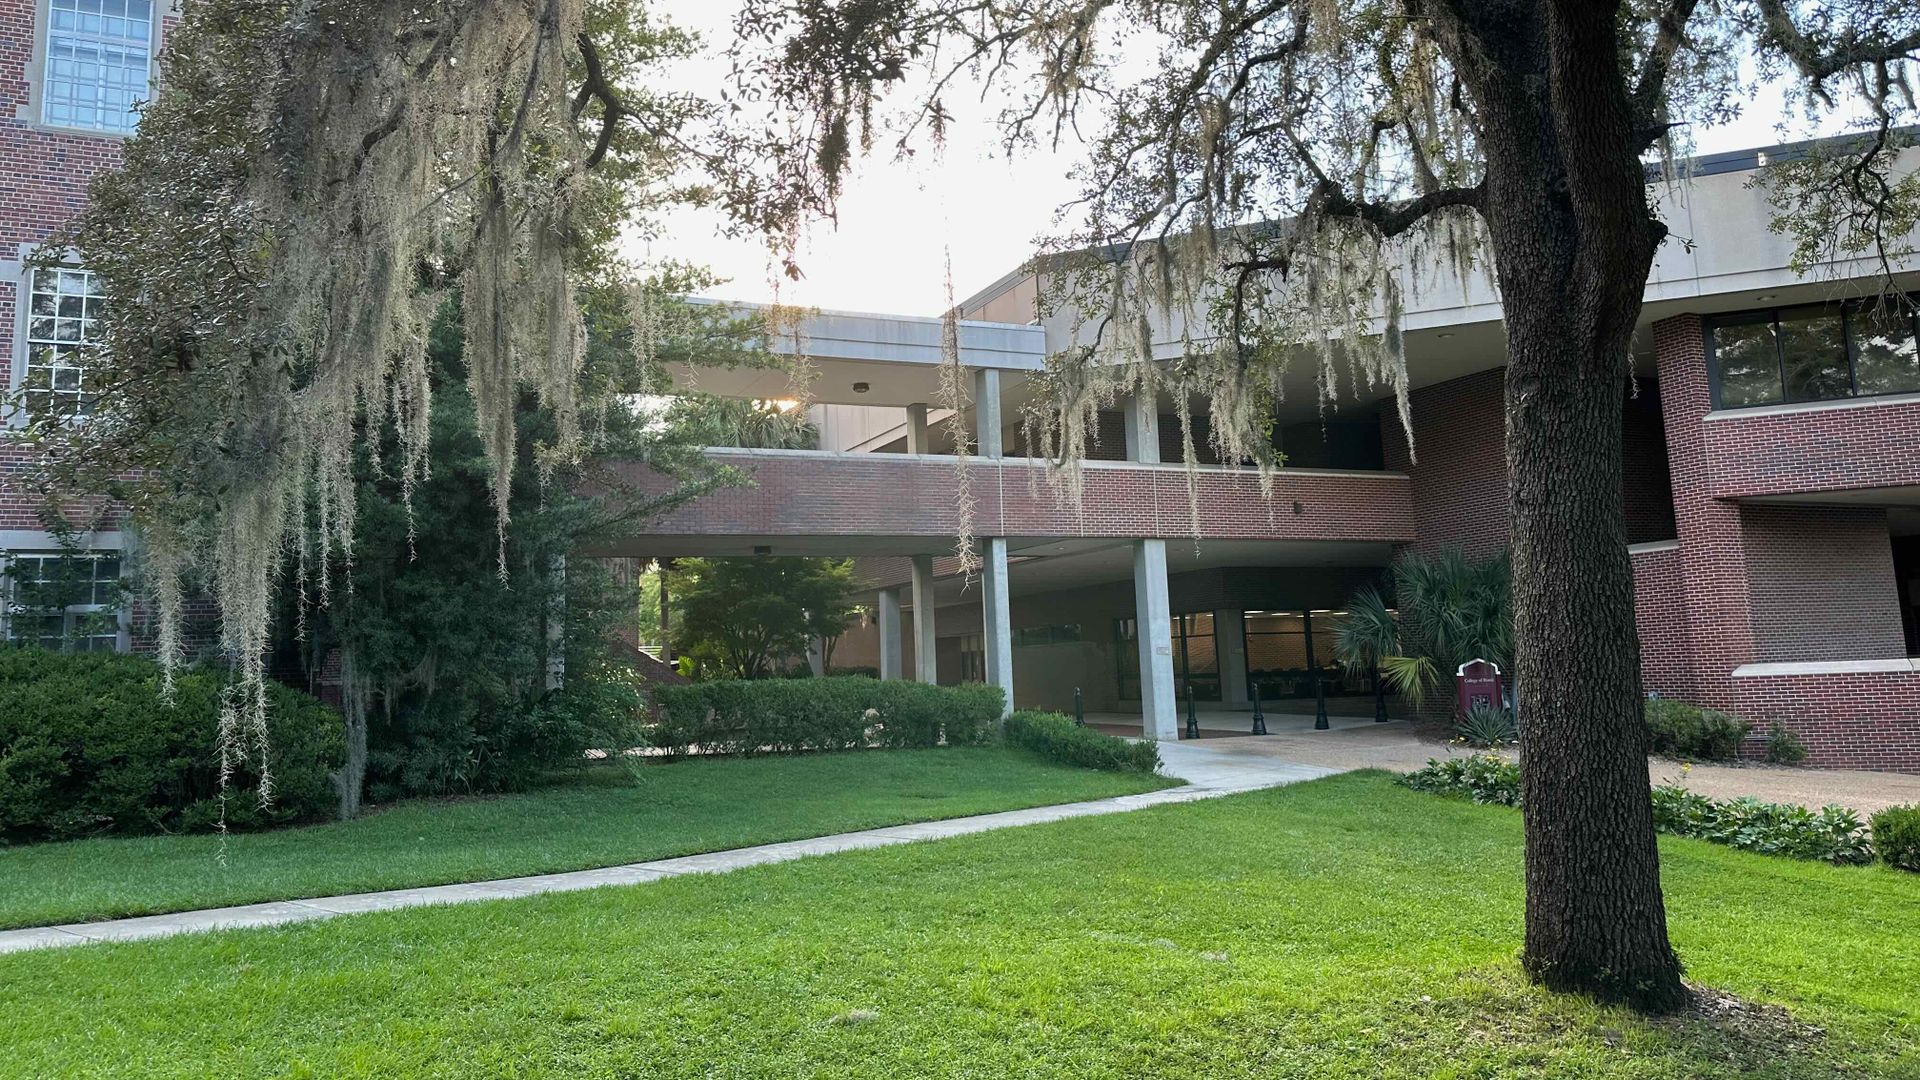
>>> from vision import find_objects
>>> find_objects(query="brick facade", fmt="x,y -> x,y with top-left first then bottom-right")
1637,314 -> 1920,770
603,450 -> 1417,547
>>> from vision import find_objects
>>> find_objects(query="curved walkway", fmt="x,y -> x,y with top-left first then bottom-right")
0,743 -> 1334,957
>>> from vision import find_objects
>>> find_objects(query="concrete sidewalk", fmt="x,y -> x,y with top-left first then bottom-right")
0,745 -> 1336,957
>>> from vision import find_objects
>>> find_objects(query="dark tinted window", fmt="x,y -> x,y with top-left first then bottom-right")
1851,303 -> 1920,395
1778,307 -> 1851,402
1713,317 -> 1782,407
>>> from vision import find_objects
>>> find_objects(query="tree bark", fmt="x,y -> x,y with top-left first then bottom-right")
1439,0 -> 1688,1012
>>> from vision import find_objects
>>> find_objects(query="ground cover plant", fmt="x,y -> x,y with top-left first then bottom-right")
0,773 -> 1914,1078
1404,757 -> 1877,866
0,748 -> 1172,930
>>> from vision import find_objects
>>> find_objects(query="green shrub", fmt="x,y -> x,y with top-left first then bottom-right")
1453,704 -> 1517,748
1003,710 -> 1160,773
1650,784 -> 1873,865
651,677 -> 1004,756
1871,804 -> 1920,872
1764,722 -> 1809,765
1400,755 -> 1522,807
0,648 -> 343,843
1644,698 -> 1749,760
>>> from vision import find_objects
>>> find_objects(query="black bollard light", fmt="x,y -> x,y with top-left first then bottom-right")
1314,674 -> 1330,730
1184,683 -> 1200,740
1074,686 -> 1085,727
1373,669 -> 1390,723
1251,681 -> 1268,736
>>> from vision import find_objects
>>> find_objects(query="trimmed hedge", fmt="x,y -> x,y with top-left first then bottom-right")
1644,698 -> 1749,760
0,648 -> 344,843
651,676 -> 1004,756
1003,710 -> 1160,773
1871,804 -> 1920,872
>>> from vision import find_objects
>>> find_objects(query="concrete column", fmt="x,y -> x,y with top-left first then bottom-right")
1133,539 -> 1178,739
974,368 -> 1003,458
981,537 -> 1014,716
877,588 -> 903,681
906,403 -> 931,455
1217,608 -> 1249,706
910,555 -> 939,683
1122,392 -> 1161,463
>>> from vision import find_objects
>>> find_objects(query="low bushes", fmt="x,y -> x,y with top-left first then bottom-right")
1871,804 -> 1920,872
651,677 -> 1004,756
1644,698 -> 1749,760
1003,710 -> 1161,773
1399,754 -> 1521,806
1650,785 -> 1873,865
0,648 -> 343,843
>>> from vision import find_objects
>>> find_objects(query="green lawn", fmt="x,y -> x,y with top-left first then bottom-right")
3,772 -> 1915,1078
0,747 -> 1175,929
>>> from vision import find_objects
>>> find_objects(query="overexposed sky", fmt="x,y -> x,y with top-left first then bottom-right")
637,4 -> 1859,318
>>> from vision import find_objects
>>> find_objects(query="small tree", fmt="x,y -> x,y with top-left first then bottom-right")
672,558 -> 860,678
1335,549 -> 1513,711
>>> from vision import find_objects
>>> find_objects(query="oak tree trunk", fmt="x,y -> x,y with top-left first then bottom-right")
1441,0 -> 1689,1012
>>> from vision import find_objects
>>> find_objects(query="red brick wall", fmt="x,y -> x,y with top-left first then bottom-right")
1731,670 -> 1920,772
1382,367 -> 1510,555
601,451 -> 1417,547
1384,366 -> 1675,554
1631,543 -> 1691,700
1703,395 -> 1920,499
1741,503 -> 1905,663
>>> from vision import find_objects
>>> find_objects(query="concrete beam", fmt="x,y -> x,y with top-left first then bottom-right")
877,588 -> 903,681
1133,539 -> 1178,739
981,537 -> 1015,716
905,404 -> 930,455
1122,393 -> 1161,464
974,368 -> 1003,459
910,555 -> 938,683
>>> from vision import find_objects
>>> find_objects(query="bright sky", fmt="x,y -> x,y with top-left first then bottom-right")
638,4 -> 1865,319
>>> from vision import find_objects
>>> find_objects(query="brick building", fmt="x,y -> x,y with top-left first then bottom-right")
2,0 -> 171,651
4,4 -> 1918,769
624,146 -> 1920,772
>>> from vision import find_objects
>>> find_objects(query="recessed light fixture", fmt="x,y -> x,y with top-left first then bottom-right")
1755,294 -> 1777,302
1436,332 -> 1455,339
852,381 -> 870,394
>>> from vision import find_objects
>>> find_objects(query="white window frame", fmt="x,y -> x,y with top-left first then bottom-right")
19,0 -> 169,137
0,531 -> 130,653
18,264 -> 104,422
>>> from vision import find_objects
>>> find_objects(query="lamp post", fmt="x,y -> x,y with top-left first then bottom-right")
1373,667 -> 1390,723
1251,681 -> 1268,736
1314,674 -> 1330,730
1074,686 -> 1085,727
1184,682 -> 1200,740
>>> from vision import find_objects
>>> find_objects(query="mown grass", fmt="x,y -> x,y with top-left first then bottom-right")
2,771 -> 1914,1078
0,747 -> 1175,929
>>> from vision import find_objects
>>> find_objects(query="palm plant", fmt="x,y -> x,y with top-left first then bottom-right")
1333,548 -> 1512,712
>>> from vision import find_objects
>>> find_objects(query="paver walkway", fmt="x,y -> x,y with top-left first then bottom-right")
0,743 -> 1334,956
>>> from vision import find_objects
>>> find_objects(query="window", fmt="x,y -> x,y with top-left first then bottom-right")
22,268 -> 103,420
1708,300 -> 1920,409
4,549 -> 122,652
43,0 -> 154,133
1013,623 -> 1083,647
